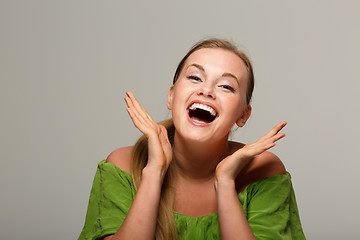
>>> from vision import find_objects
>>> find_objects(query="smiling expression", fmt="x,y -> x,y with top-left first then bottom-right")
167,48 -> 252,143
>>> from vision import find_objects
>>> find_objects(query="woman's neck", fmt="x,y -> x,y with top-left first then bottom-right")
172,131 -> 230,181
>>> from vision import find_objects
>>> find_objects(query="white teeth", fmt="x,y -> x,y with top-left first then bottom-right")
189,103 -> 217,116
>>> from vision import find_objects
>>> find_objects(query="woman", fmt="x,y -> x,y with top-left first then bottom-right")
78,39 -> 305,239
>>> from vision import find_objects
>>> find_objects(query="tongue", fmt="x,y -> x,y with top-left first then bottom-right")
191,116 -> 210,123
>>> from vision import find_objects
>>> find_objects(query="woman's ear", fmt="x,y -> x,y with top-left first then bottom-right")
236,105 -> 252,127
167,85 -> 174,110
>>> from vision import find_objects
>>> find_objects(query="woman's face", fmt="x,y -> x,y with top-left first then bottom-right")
167,48 -> 251,143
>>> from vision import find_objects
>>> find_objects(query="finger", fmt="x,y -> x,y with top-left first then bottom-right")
125,99 -> 158,136
126,106 -> 149,132
126,92 -> 153,122
159,126 -> 172,162
125,92 -> 155,131
125,93 -> 145,119
258,132 -> 285,153
264,142 -> 276,151
273,121 -> 287,134
258,121 -> 287,142
159,125 -> 170,145
272,132 -> 286,142
125,97 -> 147,128
258,132 -> 285,151
267,121 -> 287,137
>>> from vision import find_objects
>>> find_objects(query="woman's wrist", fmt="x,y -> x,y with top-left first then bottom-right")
214,176 -> 236,192
142,165 -> 167,184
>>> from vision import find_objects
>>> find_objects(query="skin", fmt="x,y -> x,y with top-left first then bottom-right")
104,48 -> 286,240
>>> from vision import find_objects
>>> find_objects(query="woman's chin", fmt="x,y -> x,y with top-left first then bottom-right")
175,127 -> 229,146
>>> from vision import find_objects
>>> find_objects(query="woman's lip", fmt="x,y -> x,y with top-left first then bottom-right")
186,100 -> 218,115
186,99 -> 219,127
186,110 -> 213,127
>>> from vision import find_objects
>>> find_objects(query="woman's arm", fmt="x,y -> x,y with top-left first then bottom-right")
215,122 -> 287,239
216,177 -> 256,240
105,92 -> 172,240
104,167 -> 163,240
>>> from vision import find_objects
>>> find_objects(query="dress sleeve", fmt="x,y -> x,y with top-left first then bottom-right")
244,172 -> 306,240
78,160 -> 136,240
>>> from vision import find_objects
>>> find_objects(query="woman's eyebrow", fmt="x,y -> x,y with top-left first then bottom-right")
222,72 -> 239,83
188,63 -> 239,85
187,63 -> 205,72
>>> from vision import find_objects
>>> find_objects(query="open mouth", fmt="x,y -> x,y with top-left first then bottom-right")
188,103 -> 217,124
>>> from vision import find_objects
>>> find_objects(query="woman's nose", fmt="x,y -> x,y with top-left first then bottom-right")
198,82 -> 215,99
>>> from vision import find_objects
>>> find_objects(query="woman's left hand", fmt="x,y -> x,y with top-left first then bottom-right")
215,121 -> 287,184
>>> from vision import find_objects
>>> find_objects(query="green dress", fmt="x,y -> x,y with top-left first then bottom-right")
78,160 -> 306,240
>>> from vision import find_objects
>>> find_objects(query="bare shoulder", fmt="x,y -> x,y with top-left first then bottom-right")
229,141 -> 286,191
106,146 -> 133,174
251,151 -> 286,176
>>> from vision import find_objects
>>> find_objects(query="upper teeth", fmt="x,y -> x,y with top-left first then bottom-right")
189,103 -> 217,116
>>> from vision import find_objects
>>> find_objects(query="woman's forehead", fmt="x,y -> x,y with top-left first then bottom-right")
183,48 -> 248,80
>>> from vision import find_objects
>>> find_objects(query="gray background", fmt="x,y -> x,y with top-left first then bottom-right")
1,0 -> 359,239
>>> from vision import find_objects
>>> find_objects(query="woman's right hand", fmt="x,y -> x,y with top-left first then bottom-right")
125,91 -> 172,178
102,92 -> 172,240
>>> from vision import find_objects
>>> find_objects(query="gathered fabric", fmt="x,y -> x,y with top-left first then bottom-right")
78,160 -> 306,240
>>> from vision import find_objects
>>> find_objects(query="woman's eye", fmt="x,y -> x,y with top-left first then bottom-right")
188,75 -> 202,82
220,85 -> 235,92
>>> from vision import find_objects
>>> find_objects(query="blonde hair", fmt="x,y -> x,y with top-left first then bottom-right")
130,38 -> 255,239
